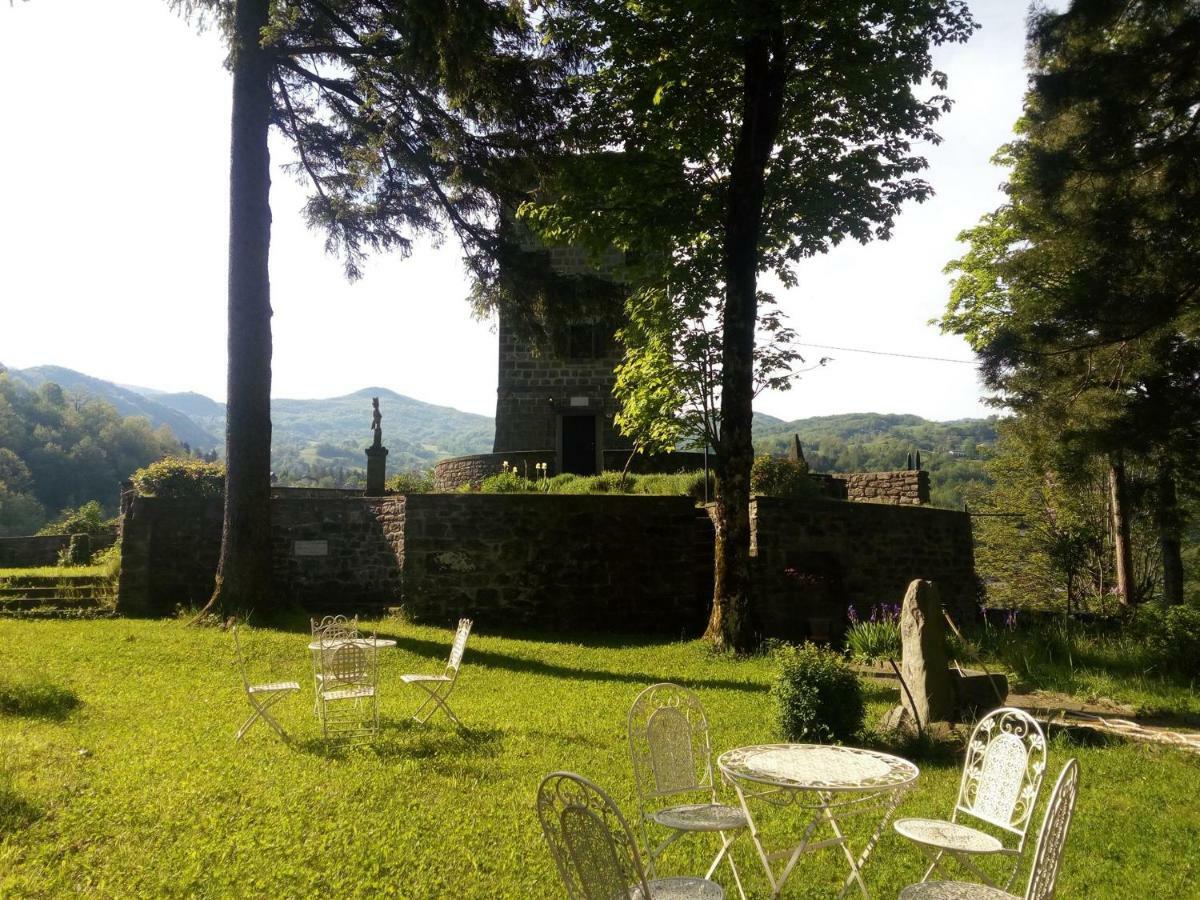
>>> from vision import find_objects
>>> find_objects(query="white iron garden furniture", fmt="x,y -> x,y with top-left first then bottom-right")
232,625 -> 299,743
899,758 -> 1080,900
401,617 -> 472,727
893,707 -> 1047,889
718,743 -> 919,899
537,771 -> 724,899
628,683 -> 747,899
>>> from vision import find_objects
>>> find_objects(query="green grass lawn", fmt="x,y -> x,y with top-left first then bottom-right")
1,618 -> 1197,898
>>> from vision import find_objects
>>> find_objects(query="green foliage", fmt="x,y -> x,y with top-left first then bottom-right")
36,501 -> 112,537
1143,604 -> 1200,679
385,470 -> 434,493
0,373 -> 181,535
750,455 -> 816,498
970,420 -> 1155,613
753,413 -> 997,510
844,605 -> 901,664
478,471 -> 536,494
772,642 -> 865,744
131,458 -> 225,499
941,3 -> 1200,603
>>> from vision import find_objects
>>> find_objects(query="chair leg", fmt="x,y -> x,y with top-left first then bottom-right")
705,830 -> 747,900
920,847 -> 945,883
412,684 -> 462,727
238,692 -> 290,742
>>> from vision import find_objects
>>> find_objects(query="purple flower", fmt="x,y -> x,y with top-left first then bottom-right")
1005,609 -> 1019,631
847,605 -> 859,626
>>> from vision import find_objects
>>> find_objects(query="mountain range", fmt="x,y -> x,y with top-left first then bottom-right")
4,363 -> 997,503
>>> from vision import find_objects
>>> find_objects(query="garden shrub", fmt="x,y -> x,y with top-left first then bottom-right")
37,500 -> 112,536
132,458 -> 225,498
751,456 -> 818,498
387,470 -> 434,493
478,471 -> 535,493
772,642 -> 865,743
1147,603 -> 1200,678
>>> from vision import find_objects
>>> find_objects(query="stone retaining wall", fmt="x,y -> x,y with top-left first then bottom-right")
117,496 -> 403,616
836,470 -> 930,505
0,530 -> 118,568
116,492 -> 976,640
398,494 -> 710,631
432,451 -> 557,492
751,496 -> 976,641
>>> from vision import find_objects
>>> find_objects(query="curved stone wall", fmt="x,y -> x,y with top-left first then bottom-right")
432,451 -> 557,492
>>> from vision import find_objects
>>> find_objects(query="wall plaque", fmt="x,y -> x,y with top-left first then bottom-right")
293,540 -> 329,557
569,396 -> 589,407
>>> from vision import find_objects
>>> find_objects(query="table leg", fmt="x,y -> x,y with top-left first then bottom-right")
834,788 -> 906,900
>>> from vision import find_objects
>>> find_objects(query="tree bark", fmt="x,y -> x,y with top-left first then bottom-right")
209,0 -> 275,615
704,19 -> 787,653
1107,456 -> 1134,607
1156,456 -> 1185,606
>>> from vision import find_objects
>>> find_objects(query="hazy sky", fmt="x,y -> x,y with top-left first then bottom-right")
0,1 -> 1053,421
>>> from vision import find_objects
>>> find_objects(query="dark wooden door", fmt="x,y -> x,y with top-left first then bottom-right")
561,415 -> 597,475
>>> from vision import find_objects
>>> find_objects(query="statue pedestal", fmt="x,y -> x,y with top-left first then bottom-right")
365,444 -> 388,496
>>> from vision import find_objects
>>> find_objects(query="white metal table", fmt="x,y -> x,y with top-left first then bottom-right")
718,744 -> 919,899
306,637 -> 397,652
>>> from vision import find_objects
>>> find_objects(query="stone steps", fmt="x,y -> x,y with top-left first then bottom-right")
0,578 -> 115,618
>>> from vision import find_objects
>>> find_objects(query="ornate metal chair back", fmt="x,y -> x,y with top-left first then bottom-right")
446,618 -> 473,674
1024,758 -> 1080,900
324,641 -> 370,686
311,615 -> 358,641
955,707 -> 1047,840
537,772 -> 649,900
628,683 -> 713,801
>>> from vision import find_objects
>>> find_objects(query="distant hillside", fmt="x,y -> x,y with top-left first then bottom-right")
753,412 -> 1000,508
10,366 -> 220,449
5,364 -> 996,503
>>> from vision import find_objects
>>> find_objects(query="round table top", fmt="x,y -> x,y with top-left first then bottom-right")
718,743 -> 919,793
306,637 -> 398,651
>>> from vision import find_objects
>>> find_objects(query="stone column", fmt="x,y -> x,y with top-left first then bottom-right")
899,578 -> 954,725
365,444 -> 388,496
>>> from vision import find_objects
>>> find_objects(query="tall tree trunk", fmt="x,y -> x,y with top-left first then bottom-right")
1107,456 -> 1134,607
1156,456 -> 1185,606
704,20 -> 787,653
209,0 -> 274,615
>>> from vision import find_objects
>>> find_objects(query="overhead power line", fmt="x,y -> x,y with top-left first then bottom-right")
796,342 -> 978,365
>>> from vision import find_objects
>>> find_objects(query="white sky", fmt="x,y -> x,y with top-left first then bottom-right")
0,0 -> 1052,420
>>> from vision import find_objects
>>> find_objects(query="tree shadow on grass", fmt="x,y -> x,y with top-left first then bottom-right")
374,633 -> 768,694
0,782 -> 40,831
0,678 -> 80,721
292,720 -> 504,763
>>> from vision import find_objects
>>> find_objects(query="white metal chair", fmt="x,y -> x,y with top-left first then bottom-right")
310,615 -> 359,714
628,684 -> 747,899
316,631 -> 378,742
232,625 -> 299,743
401,618 -> 472,727
537,771 -> 725,900
894,707 -> 1048,889
898,758 -> 1080,900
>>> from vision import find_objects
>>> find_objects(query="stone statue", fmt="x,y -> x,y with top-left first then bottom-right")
370,397 -> 382,448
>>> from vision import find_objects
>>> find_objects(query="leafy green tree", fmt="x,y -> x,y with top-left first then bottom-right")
0,373 -> 181,536
173,0 -> 557,614
971,418 -> 1157,614
942,0 -> 1200,605
522,1 -> 977,649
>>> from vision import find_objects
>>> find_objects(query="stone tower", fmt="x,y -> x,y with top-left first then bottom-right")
492,245 -> 630,476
